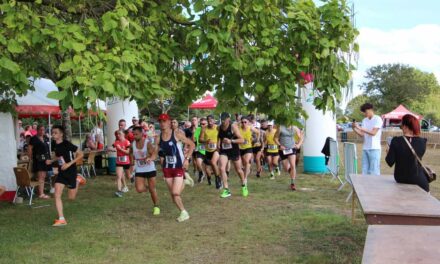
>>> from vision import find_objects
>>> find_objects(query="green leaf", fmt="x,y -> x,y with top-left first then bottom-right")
0,57 -> 20,73
47,90 -> 67,100
196,42 -> 208,54
102,81 -> 115,93
302,57 -> 310,66
59,61 -> 73,72
56,76 -> 73,89
280,66 -> 290,75
7,39 -> 24,53
72,42 -> 86,52
255,58 -> 265,67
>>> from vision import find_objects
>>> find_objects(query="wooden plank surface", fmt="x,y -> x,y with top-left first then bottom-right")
350,174 -> 440,218
362,225 -> 440,264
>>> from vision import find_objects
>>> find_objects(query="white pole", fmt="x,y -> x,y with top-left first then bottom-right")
48,113 -> 52,151
79,117 -> 82,150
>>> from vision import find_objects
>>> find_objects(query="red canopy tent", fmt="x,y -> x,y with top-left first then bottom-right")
382,105 -> 423,120
189,94 -> 217,109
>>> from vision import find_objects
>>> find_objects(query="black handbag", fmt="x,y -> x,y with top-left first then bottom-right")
403,136 -> 437,183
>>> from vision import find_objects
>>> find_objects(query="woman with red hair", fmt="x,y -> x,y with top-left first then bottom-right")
385,114 -> 429,192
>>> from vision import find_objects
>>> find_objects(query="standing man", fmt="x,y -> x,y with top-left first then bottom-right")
218,112 -> 247,198
30,122 -> 38,136
353,103 -> 383,175
131,127 -> 160,215
91,120 -> 104,170
128,116 -> 140,131
157,113 -> 195,222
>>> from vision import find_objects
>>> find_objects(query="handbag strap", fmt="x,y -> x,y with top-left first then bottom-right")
402,136 -> 430,174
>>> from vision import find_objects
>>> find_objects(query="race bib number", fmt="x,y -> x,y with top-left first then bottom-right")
198,144 -> 206,151
57,157 -> 65,166
283,149 -> 294,155
243,140 -> 249,145
136,159 -> 147,167
166,156 -> 176,164
118,156 -> 128,163
222,143 -> 232,150
268,144 -> 278,150
208,143 -> 217,149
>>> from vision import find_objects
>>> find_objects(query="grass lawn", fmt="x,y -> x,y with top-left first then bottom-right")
1,144 -> 439,264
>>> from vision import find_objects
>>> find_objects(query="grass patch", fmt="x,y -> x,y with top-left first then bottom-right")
1,145 -> 438,264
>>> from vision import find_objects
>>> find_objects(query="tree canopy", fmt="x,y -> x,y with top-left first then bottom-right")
360,63 -> 440,123
0,0 -> 358,124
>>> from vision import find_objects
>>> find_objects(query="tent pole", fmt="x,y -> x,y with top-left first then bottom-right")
48,113 -> 52,151
79,117 -> 82,150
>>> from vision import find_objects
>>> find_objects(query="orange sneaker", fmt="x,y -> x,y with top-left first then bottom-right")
52,219 -> 67,227
77,174 -> 86,186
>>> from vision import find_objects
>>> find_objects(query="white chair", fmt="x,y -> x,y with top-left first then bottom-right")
340,142 -> 358,202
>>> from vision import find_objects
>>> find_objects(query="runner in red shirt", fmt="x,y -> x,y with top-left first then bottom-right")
112,130 -> 131,197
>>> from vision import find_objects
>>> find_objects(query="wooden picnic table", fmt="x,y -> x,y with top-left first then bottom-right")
350,174 -> 440,225
362,225 -> 440,264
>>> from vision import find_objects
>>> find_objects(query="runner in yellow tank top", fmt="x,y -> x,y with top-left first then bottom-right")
199,115 -> 221,188
264,121 -> 280,179
239,116 -> 260,183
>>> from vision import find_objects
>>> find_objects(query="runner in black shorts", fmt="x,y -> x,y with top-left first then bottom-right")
131,127 -> 160,216
47,125 -> 84,227
218,112 -> 247,198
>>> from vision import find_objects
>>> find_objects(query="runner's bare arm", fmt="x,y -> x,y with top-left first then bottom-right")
231,123 -> 244,144
147,141 -> 157,161
61,150 -> 84,171
176,130 -> 195,158
274,128 -> 281,146
295,127 -> 304,148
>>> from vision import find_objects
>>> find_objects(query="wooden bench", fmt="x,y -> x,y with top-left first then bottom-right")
350,174 -> 440,225
362,225 -> 440,264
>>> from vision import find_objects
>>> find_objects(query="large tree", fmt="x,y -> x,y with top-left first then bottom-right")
345,94 -> 368,121
1,0 -> 358,127
360,64 -> 440,116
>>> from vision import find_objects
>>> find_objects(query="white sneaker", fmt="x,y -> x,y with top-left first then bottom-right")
50,187 -> 55,194
184,173 -> 194,187
176,210 -> 190,222
122,186 -> 129,193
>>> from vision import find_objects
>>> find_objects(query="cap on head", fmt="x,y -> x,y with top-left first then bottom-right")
158,113 -> 170,121
268,121 -> 274,126
220,112 -> 231,120
132,116 -> 139,120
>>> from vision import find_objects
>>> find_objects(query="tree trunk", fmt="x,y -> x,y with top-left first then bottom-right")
62,110 -> 72,141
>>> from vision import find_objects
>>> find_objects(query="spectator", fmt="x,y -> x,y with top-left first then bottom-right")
24,125 -> 33,137
28,125 -> 51,199
30,122 -> 38,136
386,114 -> 429,192
83,134 -> 97,150
128,116 -> 139,131
352,103 -> 383,175
91,121 -> 104,150
0,185 -> 5,197
17,120 -> 24,135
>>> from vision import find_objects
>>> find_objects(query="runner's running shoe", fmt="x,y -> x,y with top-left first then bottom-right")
122,186 -> 129,193
176,210 -> 190,222
115,191 -> 123,198
290,183 -> 296,191
153,207 -> 161,216
242,185 -> 249,197
215,176 -> 222,189
220,189 -> 231,198
52,219 -> 67,227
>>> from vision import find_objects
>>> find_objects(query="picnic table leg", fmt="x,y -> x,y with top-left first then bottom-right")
351,189 -> 356,224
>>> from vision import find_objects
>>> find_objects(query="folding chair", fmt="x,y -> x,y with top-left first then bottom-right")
339,142 -> 358,202
13,167 -> 42,206
77,157 -> 87,178
326,138 -> 342,186
83,151 -> 97,177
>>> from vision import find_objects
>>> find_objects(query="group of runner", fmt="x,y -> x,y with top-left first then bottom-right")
48,112 -> 303,226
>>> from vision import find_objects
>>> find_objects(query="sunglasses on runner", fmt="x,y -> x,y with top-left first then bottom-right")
241,121 -> 248,124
